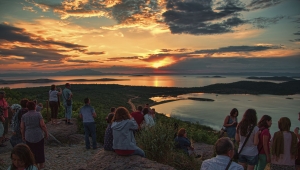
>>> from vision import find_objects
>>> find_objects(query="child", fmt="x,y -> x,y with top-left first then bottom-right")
7,143 -> 38,170
33,100 -> 43,112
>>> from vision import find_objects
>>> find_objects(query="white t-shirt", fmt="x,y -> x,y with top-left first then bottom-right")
49,90 -> 59,102
238,126 -> 259,156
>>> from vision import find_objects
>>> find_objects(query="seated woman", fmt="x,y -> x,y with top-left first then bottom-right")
175,128 -> 200,157
7,143 -> 38,170
111,107 -> 145,157
104,113 -> 114,151
142,108 -> 155,127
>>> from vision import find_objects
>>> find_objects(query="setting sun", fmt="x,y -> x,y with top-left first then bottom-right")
151,58 -> 174,68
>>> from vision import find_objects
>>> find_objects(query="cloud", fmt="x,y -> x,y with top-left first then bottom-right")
247,0 -> 287,11
193,45 -> 282,54
294,32 -> 300,35
84,51 -> 105,55
106,56 -> 142,61
290,39 -> 300,42
66,59 -> 101,63
251,16 -> 285,29
160,48 -> 191,53
0,23 -> 87,50
162,0 -> 248,35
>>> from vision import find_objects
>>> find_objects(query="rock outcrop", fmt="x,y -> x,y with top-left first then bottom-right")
86,150 -> 175,170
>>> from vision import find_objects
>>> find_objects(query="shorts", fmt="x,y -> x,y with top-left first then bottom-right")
239,154 -> 259,165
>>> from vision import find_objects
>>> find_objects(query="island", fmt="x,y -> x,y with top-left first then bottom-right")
188,97 -> 214,101
246,76 -> 296,81
198,75 -> 226,78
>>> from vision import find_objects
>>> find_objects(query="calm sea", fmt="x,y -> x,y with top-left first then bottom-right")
1,75 -> 299,134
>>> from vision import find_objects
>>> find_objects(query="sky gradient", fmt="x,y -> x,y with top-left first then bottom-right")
0,0 -> 299,74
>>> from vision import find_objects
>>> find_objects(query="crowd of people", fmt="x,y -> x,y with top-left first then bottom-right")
201,108 -> 300,170
1,83 -> 300,170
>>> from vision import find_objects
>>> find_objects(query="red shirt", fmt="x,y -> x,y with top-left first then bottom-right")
258,128 -> 271,154
131,111 -> 144,128
0,98 -> 8,118
115,149 -> 134,155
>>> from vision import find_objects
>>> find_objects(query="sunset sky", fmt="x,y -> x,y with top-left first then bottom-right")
0,0 -> 299,74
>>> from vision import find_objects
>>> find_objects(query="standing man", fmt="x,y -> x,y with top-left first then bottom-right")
79,98 -> 97,149
0,91 -> 9,146
62,83 -> 73,125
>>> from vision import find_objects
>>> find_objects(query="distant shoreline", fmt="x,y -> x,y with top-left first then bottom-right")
0,78 -> 130,84
246,76 -> 296,81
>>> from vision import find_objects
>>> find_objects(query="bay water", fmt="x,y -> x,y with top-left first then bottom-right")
1,75 -> 299,134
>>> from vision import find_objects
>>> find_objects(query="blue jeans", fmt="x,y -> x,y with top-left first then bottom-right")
239,154 -> 259,166
64,104 -> 72,119
131,147 -> 145,157
83,122 -> 97,149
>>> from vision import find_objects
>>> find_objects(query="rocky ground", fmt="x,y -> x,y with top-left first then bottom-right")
0,118 -> 214,170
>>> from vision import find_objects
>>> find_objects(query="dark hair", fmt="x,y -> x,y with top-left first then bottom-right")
237,109 -> 257,136
50,84 -> 56,90
230,108 -> 238,117
26,101 -> 36,111
215,137 -> 234,155
177,128 -> 186,137
10,144 -> 36,169
142,108 -> 149,115
65,83 -> 70,87
33,100 -> 37,104
112,107 -> 131,122
20,99 -> 29,108
107,113 -> 114,124
84,98 -> 89,104
110,107 -> 116,112
137,106 -> 143,111
258,115 -> 272,129
278,117 -> 291,131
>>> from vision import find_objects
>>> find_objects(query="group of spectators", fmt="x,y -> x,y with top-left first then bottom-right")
201,108 -> 300,170
101,104 -> 156,157
2,84 -> 300,170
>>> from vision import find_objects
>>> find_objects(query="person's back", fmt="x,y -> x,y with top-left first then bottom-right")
22,111 -> 43,143
131,111 -> 144,128
80,105 -> 95,123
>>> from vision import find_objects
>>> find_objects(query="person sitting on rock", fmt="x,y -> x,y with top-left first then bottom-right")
111,107 -> 145,157
200,137 -> 243,170
174,128 -> 196,156
104,113 -> 114,151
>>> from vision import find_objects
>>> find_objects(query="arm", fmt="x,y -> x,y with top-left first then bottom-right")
92,112 -> 96,118
254,129 -> 260,146
223,116 -> 230,127
57,88 -> 62,95
39,119 -> 49,139
79,113 -> 83,119
294,127 -> 300,140
144,115 -> 150,125
20,121 -> 25,141
129,118 -> 138,130
235,128 -> 240,143
262,135 -> 271,162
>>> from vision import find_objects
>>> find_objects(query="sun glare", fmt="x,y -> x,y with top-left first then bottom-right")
151,58 -> 174,68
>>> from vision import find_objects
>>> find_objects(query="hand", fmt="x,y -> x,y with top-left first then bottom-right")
45,133 -> 49,139
294,127 -> 299,134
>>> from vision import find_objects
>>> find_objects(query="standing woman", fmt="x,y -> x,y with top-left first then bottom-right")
21,101 -> 49,170
111,107 -> 145,157
255,115 -> 272,170
223,108 -> 239,140
235,109 -> 260,170
49,84 -> 62,124
270,117 -> 297,169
